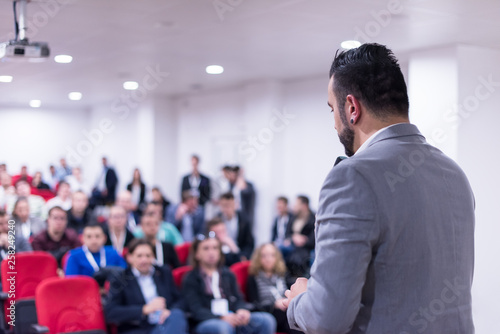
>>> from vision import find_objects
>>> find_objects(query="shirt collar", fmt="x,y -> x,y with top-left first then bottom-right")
355,123 -> 404,155
131,266 -> 155,279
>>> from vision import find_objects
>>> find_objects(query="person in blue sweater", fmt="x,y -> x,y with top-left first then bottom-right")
66,222 -> 127,277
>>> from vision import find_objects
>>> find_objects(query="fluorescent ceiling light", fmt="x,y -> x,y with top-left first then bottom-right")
29,100 -> 41,108
54,55 -> 73,63
123,81 -> 139,90
0,75 -> 13,83
68,92 -> 82,101
206,65 -> 224,74
341,40 -> 362,49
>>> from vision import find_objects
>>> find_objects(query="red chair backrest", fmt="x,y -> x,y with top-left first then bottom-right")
172,265 -> 192,288
229,261 -> 251,300
35,276 -> 106,334
174,242 -> 191,265
1,252 -> 58,300
61,251 -> 71,271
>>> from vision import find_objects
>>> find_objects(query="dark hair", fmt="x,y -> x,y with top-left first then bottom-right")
297,195 -> 309,206
189,233 -> 225,268
277,196 -> 288,205
13,196 -> 29,215
220,192 -> 234,201
48,205 -> 67,217
191,154 -> 200,162
181,190 -> 195,203
329,43 -> 409,119
83,222 -> 104,233
206,217 -> 224,231
0,209 -> 6,217
127,238 -> 155,255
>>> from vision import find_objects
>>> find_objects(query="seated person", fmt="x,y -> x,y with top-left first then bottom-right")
207,218 -> 243,267
134,202 -> 183,246
271,196 -> 294,248
218,192 -> 254,260
65,223 -> 127,278
31,171 -> 51,190
6,180 -> 45,220
105,238 -> 188,334
282,195 -> 316,278
166,190 -> 205,242
183,234 -> 276,334
66,191 -> 93,234
105,205 -> 136,255
141,211 -> 180,269
45,180 -> 73,215
11,197 -> 46,240
0,209 -> 32,260
116,190 -> 140,231
31,206 -> 82,264
247,243 -> 300,334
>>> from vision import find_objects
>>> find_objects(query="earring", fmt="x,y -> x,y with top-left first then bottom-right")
350,118 -> 354,124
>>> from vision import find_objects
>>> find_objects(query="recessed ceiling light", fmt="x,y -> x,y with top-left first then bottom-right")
0,75 -> 13,83
341,40 -> 362,50
206,65 -> 224,75
68,92 -> 82,101
123,81 -> 139,90
54,55 -> 73,64
29,100 -> 41,108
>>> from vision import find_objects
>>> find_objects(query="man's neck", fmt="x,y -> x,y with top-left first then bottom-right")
111,227 -> 124,237
72,208 -> 85,217
145,235 -> 157,244
354,117 -> 409,153
48,229 -> 64,242
200,264 -> 217,275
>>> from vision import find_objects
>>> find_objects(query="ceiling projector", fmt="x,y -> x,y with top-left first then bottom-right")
0,40 -> 50,60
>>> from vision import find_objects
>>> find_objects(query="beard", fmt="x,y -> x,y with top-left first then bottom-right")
338,126 -> 355,157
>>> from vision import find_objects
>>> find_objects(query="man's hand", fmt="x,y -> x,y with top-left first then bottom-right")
275,298 -> 288,311
142,297 -> 166,315
292,233 -> 308,247
158,309 -> 171,324
283,277 -> 308,309
221,313 -> 240,327
175,203 -> 189,220
236,309 -> 251,325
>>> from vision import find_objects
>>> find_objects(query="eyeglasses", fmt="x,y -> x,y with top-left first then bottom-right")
195,231 -> 216,241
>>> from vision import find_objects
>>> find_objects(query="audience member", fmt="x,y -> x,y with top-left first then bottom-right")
271,196 -> 294,247
282,195 -> 315,278
31,206 -> 82,264
0,172 -> 15,214
6,180 -> 45,219
166,190 -> 205,242
221,166 -> 256,226
150,186 -> 171,219
12,165 -> 33,185
0,210 -> 32,258
56,158 -> 72,181
105,238 -> 188,334
91,156 -> 118,207
66,223 -> 127,277
141,212 -> 180,269
11,197 -> 45,239
45,165 -> 59,191
180,155 -> 211,207
218,192 -> 254,260
31,171 -> 51,190
105,205 -> 135,255
134,202 -> 183,246
65,167 -> 91,195
116,190 -> 140,231
206,218 -> 243,267
66,191 -> 93,234
127,168 -> 146,217
183,234 -> 276,334
45,181 -> 72,215
247,243 -> 300,334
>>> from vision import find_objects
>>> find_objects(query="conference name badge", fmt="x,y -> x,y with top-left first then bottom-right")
211,298 -> 229,316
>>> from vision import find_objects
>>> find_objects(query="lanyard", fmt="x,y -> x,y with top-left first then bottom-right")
211,271 -> 222,299
110,230 -> 125,254
82,245 -> 106,272
155,240 -> 164,266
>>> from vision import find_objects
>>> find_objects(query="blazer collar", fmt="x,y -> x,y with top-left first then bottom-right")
366,123 -> 424,149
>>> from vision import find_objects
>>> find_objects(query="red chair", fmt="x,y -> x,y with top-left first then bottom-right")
0,252 -> 58,334
34,276 -> 106,334
174,242 -> 191,266
61,251 -> 71,271
229,261 -> 251,301
172,265 -> 192,288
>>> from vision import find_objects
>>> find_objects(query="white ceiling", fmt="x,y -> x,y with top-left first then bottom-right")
0,0 -> 499,110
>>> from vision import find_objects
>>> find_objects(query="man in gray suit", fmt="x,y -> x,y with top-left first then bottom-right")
284,44 -> 475,334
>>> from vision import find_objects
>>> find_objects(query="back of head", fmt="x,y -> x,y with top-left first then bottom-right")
329,43 -> 409,119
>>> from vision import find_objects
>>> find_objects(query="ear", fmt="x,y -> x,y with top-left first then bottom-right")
345,94 -> 362,125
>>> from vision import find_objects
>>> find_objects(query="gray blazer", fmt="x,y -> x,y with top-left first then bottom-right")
287,124 -> 475,334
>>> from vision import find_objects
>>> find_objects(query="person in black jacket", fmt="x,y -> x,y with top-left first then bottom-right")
126,168 -> 146,218
180,155 -> 211,207
105,238 -> 187,334
90,157 -> 118,207
218,192 -> 254,260
141,212 -> 180,269
247,243 -> 302,334
182,233 -> 276,334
